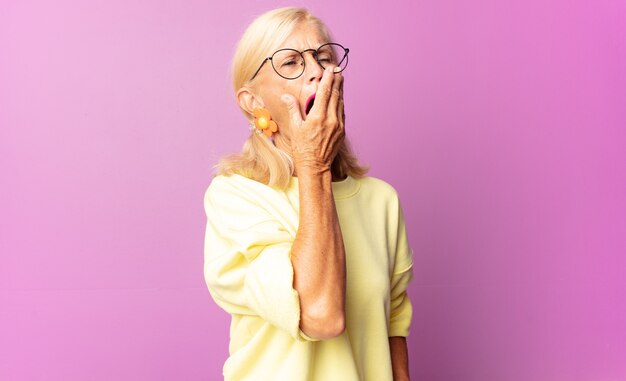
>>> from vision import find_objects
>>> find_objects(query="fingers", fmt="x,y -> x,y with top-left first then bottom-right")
281,94 -> 303,127
338,96 -> 345,130
311,67 -> 336,113
327,71 -> 343,119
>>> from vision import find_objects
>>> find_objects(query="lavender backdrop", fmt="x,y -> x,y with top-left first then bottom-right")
1,0 -> 624,380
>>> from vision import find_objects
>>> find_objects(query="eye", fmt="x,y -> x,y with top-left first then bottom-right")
275,51 -> 303,68
281,59 -> 297,67
316,49 -> 335,64
317,55 -> 334,64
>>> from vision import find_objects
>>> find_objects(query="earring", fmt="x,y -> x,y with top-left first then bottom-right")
252,108 -> 278,138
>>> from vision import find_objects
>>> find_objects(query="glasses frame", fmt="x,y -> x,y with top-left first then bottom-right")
249,42 -> 349,81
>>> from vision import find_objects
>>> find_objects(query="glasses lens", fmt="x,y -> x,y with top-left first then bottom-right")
271,49 -> 305,79
317,43 -> 348,73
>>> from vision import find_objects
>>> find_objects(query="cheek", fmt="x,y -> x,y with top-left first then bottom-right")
264,89 -> 301,132
270,106 -> 292,138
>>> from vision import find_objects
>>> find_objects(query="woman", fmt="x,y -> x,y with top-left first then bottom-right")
204,7 -> 413,381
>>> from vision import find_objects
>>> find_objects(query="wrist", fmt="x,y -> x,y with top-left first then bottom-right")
294,160 -> 332,178
295,165 -> 333,187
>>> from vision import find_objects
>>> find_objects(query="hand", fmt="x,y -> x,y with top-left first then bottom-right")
281,67 -> 345,174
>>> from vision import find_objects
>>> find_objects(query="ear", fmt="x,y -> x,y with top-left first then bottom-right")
237,87 -> 264,117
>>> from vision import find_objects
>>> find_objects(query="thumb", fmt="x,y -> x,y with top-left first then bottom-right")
281,94 -> 303,127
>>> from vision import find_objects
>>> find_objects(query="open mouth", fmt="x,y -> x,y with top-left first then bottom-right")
305,94 -> 316,115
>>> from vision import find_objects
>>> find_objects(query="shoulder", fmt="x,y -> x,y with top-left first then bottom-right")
358,176 -> 399,194
338,176 -> 405,220
206,173 -> 266,193
203,174 -> 296,222
204,174 -> 274,204
203,174 -> 271,215
355,176 -> 401,203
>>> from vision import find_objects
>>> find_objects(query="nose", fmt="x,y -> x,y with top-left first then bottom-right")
303,52 -> 323,83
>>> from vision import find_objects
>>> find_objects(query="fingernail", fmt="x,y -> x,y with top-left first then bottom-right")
281,94 -> 290,103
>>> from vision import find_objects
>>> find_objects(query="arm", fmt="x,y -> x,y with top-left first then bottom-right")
291,168 -> 345,339
283,67 -> 346,339
389,337 -> 410,381
388,198 -> 413,379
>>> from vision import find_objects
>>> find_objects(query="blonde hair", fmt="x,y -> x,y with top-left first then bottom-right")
217,7 -> 368,188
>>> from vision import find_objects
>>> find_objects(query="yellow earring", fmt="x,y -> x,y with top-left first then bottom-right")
252,108 -> 278,138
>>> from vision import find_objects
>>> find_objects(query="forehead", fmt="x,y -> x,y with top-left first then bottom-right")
279,21 -> 329,50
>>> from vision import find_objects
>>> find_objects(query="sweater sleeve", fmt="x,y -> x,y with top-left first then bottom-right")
203,176 -> 309,341
388,199 -> 414,337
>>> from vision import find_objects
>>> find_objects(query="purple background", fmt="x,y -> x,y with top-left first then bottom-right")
1,0 -> 624,380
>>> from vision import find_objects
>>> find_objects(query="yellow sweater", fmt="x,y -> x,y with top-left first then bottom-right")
203,174 -> 413,381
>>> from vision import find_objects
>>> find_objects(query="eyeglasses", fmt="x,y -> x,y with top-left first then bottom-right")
250,43 -> 349,81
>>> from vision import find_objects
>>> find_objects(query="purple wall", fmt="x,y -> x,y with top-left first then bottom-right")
1,0 -> 624,380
